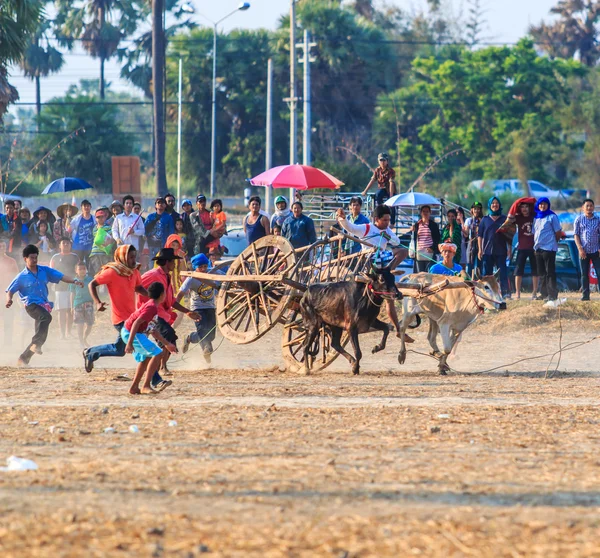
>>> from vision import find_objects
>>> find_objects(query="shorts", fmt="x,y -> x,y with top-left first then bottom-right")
73,301 -> 95,325
88,253 -> 110,276
120,328 -> 163,363
515,249 -> 538,277
55,291 -> 72,310
154,317 -> 178,349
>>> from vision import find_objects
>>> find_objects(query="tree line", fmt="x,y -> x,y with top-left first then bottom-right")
2,0 -> 600,201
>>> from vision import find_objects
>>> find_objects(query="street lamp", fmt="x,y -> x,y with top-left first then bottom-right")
209,2 -> 251,197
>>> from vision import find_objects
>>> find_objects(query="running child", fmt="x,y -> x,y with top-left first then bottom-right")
122,281 -> 177,395
70,262 -> 95,347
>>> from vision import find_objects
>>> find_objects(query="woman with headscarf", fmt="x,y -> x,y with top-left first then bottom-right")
533,197 -> 563,307
154,234 -> 189,296
441,209 -> 463,265
270,195 -> 291,229
477,196 -> 511,297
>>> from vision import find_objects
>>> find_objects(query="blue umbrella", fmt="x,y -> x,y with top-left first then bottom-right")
42,177 -> 93,195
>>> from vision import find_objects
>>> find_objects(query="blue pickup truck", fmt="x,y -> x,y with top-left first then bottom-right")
507,237 -> 582,292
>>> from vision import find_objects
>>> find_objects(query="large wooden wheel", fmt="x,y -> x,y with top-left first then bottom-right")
281,307 -> 349,373
216,235 -> 297,344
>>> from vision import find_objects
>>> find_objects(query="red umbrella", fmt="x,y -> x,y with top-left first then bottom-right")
248,164 -> 344,190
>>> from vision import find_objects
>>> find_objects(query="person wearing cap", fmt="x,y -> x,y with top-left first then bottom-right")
53,203 -> 78,244
189,195 -> 219,256
361,153 -> 397,210
144,197 -> 175,258
478,197 -> 511,297
68,199 -> 96,264
429,242 -> 465,277
88,207 -> 115,276
178,253 -> 225,363
270,195 -> 291,229
138,247 -> 201,388
464,202 -> 484,278
112,195 -> 145,252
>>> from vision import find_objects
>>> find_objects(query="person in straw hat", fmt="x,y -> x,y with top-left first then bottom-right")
53,202 -> 78,244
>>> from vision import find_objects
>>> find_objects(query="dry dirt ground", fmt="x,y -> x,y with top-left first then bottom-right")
2,299 -> 600,557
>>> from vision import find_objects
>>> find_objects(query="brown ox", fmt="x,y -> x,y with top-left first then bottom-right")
398,273 -> 506,375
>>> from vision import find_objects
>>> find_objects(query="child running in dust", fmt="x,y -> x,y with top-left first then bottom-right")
122,281 -> 177,395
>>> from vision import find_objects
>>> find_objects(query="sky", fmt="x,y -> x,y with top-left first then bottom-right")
7,0 -> 559,107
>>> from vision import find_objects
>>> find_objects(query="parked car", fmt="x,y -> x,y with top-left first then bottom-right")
469,179 -> 585,201
507,236 -> 581,292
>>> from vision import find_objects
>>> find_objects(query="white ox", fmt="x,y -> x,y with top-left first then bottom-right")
398,273 -> 506,375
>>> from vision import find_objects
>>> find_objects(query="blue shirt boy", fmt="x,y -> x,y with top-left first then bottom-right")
6,265 -> 64,307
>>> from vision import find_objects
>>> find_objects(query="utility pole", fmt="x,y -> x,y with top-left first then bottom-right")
265,58 -> 273,212
288,0 -> 297,203
152,0 -> 168,196
301,29 -> 315,166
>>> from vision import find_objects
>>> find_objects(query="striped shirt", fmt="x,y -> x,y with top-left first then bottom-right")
417,222 -> 433,250
574,214 -> 600,254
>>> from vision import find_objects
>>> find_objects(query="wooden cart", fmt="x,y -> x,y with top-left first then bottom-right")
181,231 -> 461,372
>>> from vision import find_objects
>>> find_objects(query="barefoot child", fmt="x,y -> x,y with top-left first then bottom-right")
70,262 -> 94,347
122,281 -> 177,394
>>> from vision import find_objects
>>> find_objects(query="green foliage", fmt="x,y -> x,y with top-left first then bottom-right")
30,82 -> 134,190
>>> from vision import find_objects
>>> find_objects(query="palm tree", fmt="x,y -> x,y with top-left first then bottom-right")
19,19 -> 64,118
0,0 -> 43,117
530,0 -> 600,67
54,0 -> 143,99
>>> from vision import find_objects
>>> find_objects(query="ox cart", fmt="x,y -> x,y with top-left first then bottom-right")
181,232 -> 464,372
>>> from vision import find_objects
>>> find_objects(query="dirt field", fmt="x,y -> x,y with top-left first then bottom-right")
2,300 -> 600,557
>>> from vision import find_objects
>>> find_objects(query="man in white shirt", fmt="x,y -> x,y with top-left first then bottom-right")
336,204 -> 412,343
112,195 -> 145,251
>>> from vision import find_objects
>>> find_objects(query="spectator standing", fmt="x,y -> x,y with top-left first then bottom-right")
411,205 -> 441,272
574,198 -> 600,301
441,209 -> 462,264
189,194 -> 219,256
534,197 -> 563,307
29,206 -> 55,237
180,199 -> 194,254
164,193 -> 180,222
2,200 -> 22,256
69,199 -> 95,263
108,200 -> 124,226
464,202 -> 483,278
206,199 -> 227,253
70,261 -> 95,347
244,196 -> 271,245
88,207 -> 115,276
343,196 -> 369,254
282,202 -> 316,249
34,221 -> 56,263
50,238 -> 80,339
270,195 -> 291,229
457,207 -> 469,268
112,195 -> 145,252
145,197 -> 175,257
0,239 -> 19,346
6,244 -> 82,366
478,196 -> 510,297
83,245 -> 148,372
508,198 -> 539,299
53,203 -> 77,244
19,208 -> 31,246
